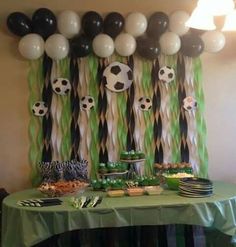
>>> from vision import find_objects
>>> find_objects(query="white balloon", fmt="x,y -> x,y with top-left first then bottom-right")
18,34 -> 44,60
45,34 -> 69,60
125,12 -> 147,37
169,10 -> 190,36
159,32 -> 181,55
57,10 -> 80,39
201,31 -> 225,53
92,34 -> 114,58
115,33 -> 136,56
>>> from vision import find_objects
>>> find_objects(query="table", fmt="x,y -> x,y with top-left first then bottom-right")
2,181 -> 236,247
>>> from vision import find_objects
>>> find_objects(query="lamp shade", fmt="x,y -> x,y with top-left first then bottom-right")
185,7 -> 216,30
222,10 -> 236,31
197,0 -> 235,16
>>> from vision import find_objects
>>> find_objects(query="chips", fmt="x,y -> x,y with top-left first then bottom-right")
38,180 -> 89,197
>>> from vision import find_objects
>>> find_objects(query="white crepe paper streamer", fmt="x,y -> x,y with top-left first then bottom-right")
50,61 -> 62,161
111,93 -> 118,153
184,56 -> 199,173
159,55 -> 172,163
78,58 -> 90,163
83,57 -> 92,170
106,90 -> 117,162
105,55 -> 118,162
184,56 -> 194,87
133,57 -> 145,175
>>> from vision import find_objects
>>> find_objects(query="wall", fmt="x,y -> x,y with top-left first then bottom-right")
0,0 -> 235,192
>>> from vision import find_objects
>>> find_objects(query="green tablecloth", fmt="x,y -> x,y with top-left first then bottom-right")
2,181 -> 236,247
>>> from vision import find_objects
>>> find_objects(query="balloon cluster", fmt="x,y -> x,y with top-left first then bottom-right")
7,9 -> 226,60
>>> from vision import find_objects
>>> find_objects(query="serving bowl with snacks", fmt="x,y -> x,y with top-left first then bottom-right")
107,190 -> 125,197
144,186 -> 163,195
163,173 -> 194,190
126,187 -> 145,196
38,180 -> 89,197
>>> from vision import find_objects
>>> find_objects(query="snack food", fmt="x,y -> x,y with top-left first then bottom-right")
38,180 -> 89,197
107,190 -> 125,197
126,187 -> 144,196
144,186 -> 163,195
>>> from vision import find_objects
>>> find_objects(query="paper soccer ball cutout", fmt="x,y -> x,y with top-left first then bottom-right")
80,96 -> 95,111
138,96 -> 152,111
158,66 -> 175,83
52,78 -> 71,95
32,101 -> 48,116
102,62 -> 133,92
183,96 -> 197,111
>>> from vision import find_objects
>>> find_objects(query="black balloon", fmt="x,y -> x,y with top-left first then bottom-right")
136,36 -> 160,60
32,8 -> 57,39
70,34 -> 92,58
82,11 -> 103,39
181,34 -> 204,58
104,12 -> 124,38
147,12 -> 169,40
7,12 -> 32,36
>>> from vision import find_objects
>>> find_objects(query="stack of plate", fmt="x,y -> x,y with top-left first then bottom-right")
179,177 -> 213,197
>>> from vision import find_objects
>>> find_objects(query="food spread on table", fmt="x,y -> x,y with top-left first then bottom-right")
16,157 -> 212,208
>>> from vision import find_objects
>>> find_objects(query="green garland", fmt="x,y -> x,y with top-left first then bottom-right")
142,60 -> 154,175
168,55 -> 181,163
59,58 -> 71,161
88,55 -> 99,178
28,58 -> 44,186
193,57 -> 208,178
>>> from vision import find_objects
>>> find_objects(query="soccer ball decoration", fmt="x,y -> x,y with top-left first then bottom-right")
52,78 -> 71,95
158,66 -> 175,83
138,96 -> 152,111
32,101 -> 48,116
183,96 -> 197,111
102,62 -> 133,92
80,96 -> 95,111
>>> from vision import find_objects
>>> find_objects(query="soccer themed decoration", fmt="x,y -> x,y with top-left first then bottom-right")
32,101 -> 48,117
6,8 -> 221,184
103,62 -> 133,92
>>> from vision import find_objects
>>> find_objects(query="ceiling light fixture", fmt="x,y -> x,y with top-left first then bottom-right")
186,0 -> 235,31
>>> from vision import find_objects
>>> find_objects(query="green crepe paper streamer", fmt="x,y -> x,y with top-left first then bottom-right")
88,55 -> 99,179
117,90 -> 127,153
115,54 -> 128,156
168,55 -> 181,163
59,58 -> 71,161
193,58 -> 208,178
142,60 -> 154,175
28,59 -> 44,186
36,58 -> 44,161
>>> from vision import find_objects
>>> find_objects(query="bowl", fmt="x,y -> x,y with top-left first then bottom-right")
163,173 -> 194,190
38,180 -> 89,197
144,186 -> 163,195
107,190 -> 125,197
126,187 -> 144,196
164,177 -> 181,190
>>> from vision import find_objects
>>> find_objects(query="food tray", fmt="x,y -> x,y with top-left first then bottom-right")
126,187 -> 144,196
107,190 -> 125,197
38,181 -> 89,197
144,186 -> 163,195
